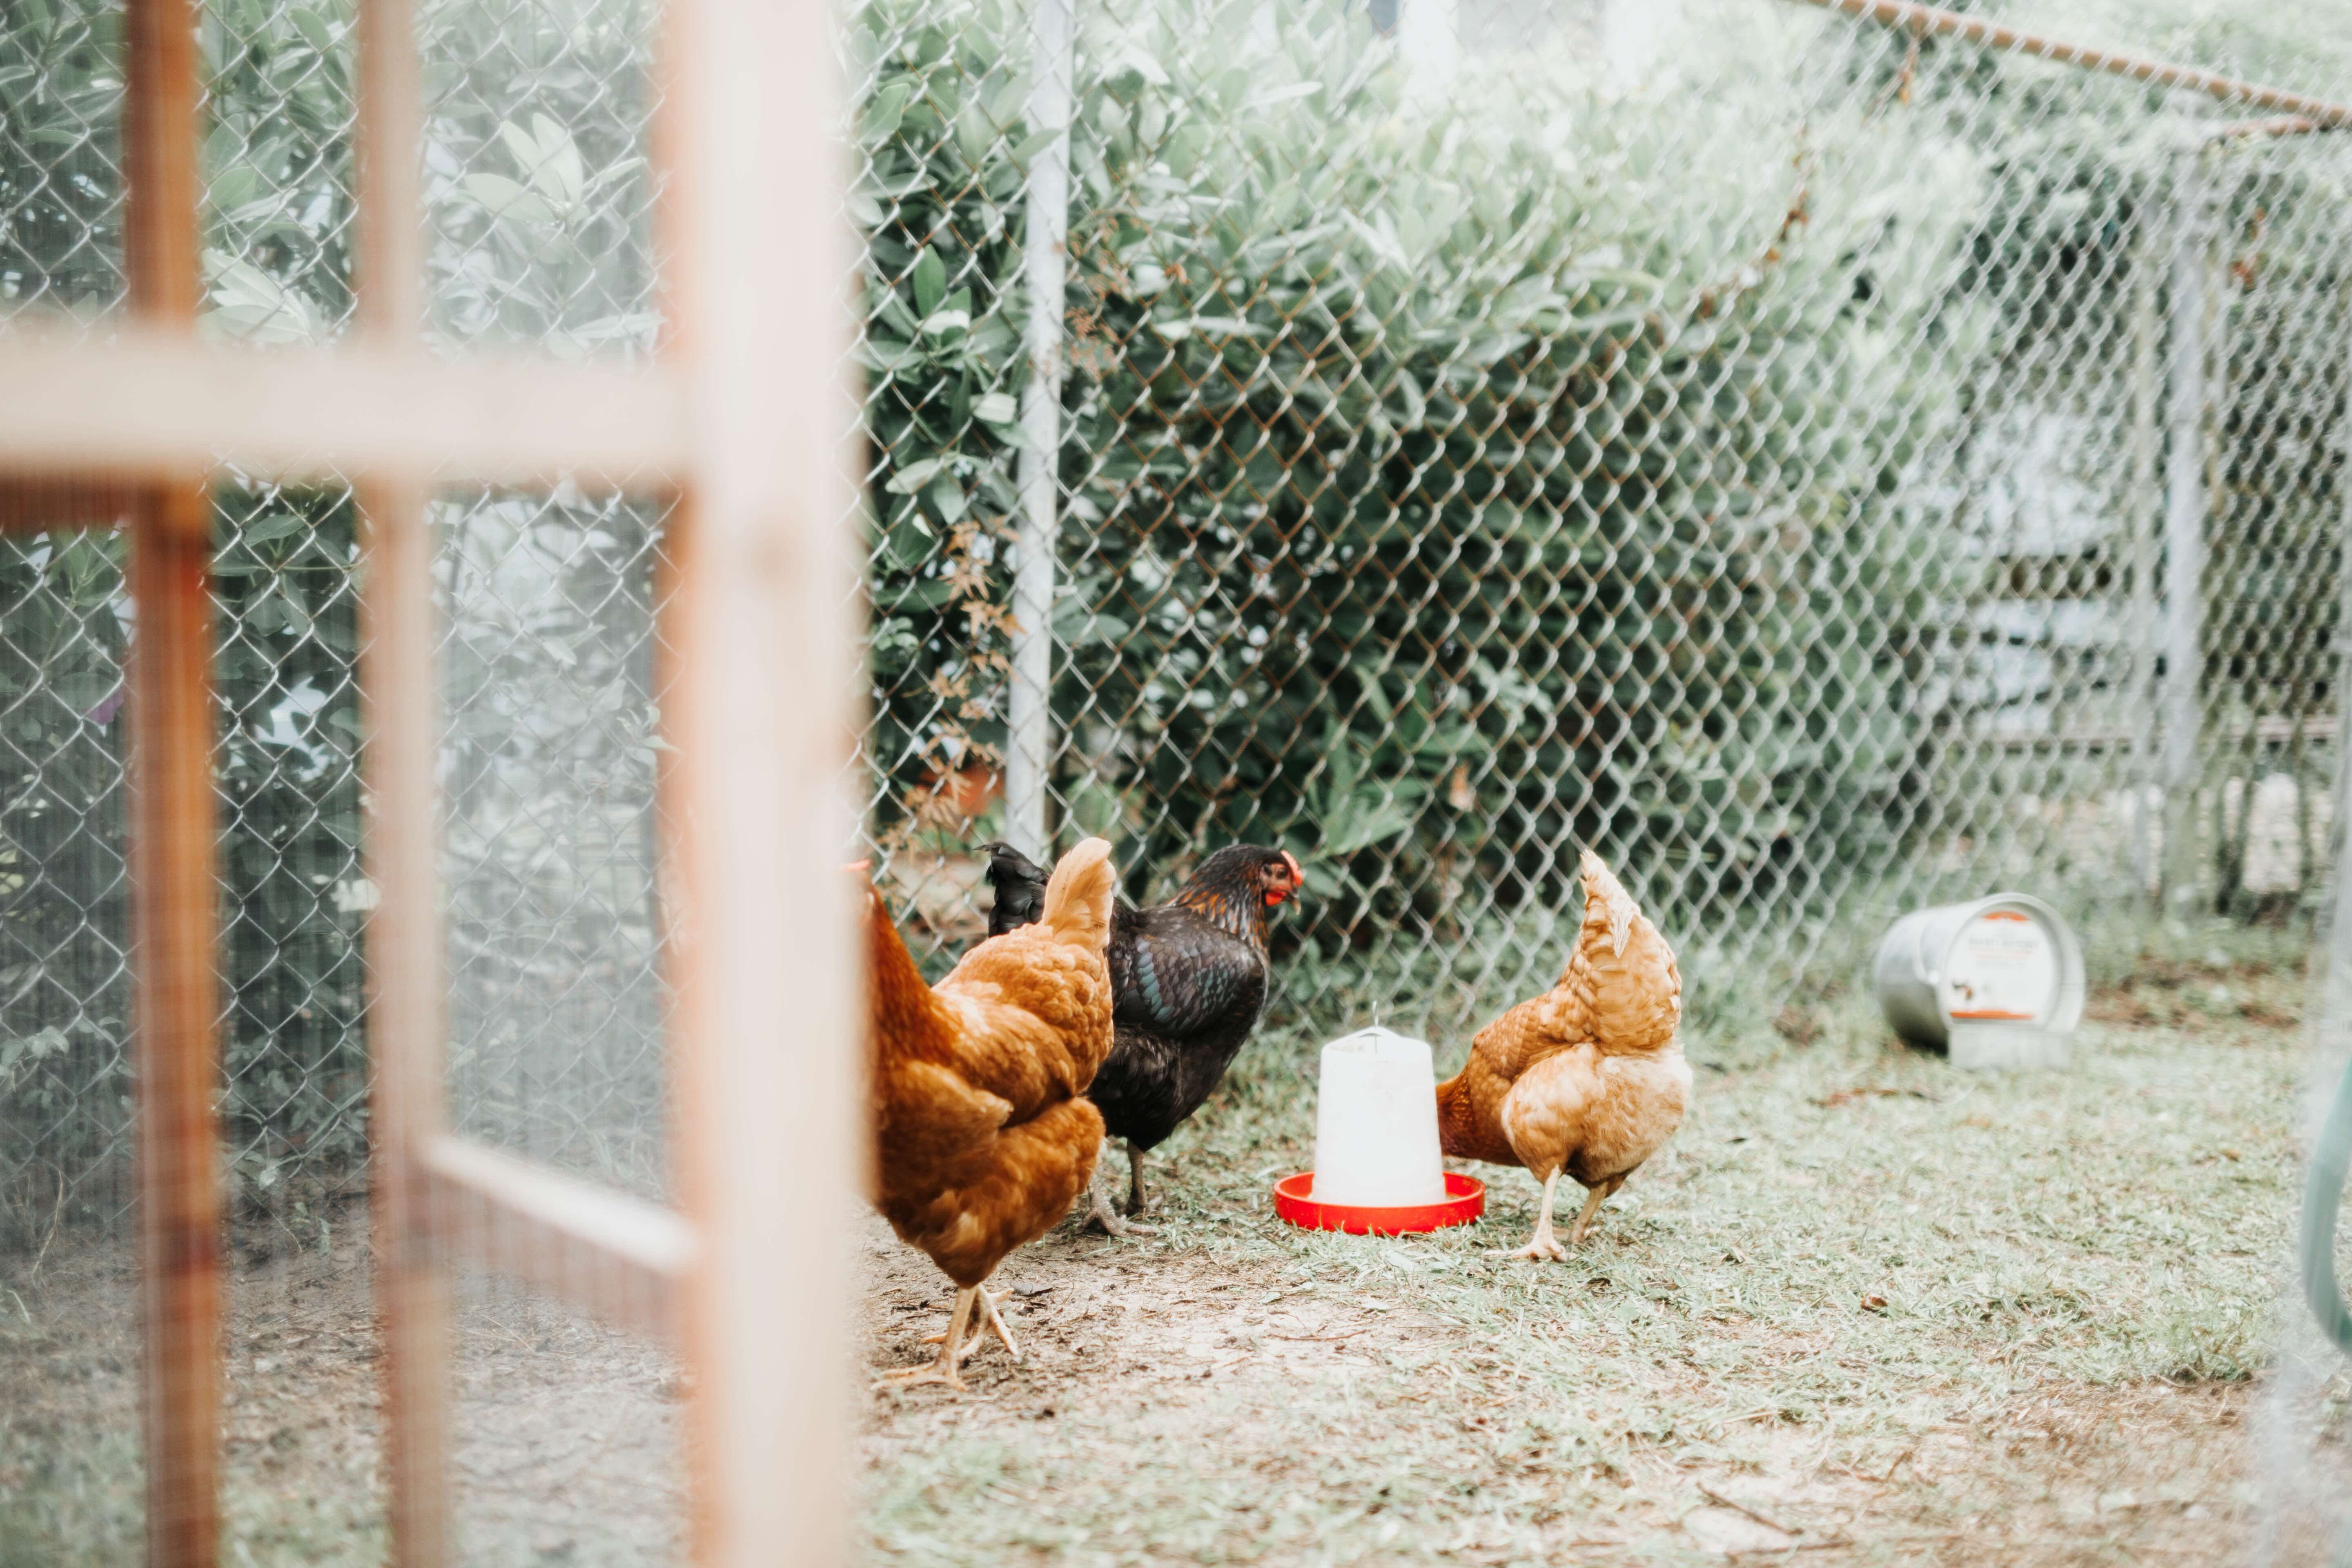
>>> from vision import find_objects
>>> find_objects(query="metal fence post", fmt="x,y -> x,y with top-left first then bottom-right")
1006,0 -> 1071,862
2127,203 -> 2163,902
2161,133 -> 2209,913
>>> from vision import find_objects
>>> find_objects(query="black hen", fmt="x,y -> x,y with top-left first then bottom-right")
977,840 -> 1050,937
1085,844 -> 1303,1233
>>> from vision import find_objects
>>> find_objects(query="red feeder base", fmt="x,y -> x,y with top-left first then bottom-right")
1272,1170 -> 1485,1235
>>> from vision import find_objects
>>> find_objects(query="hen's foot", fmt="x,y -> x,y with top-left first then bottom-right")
1487,1169 -> 1567,1262
875,1360 -> 966,1391
1081,1188 -> 1158,1236
1489,1231 -> 1569,1263
1081,1154 -> 1158,1236
922,1287 -> 1016,1357
973,1285 -> 1020,1360
878,1287 -> 978,1390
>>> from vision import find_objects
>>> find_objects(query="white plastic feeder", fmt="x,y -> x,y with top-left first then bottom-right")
1274,1026 -> 1482,1233
1874,893 -> 2085,1070
1309,1027 -> 1446,1207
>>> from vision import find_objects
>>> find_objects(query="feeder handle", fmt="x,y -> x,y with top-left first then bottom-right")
2303,1052 -> 2352,1356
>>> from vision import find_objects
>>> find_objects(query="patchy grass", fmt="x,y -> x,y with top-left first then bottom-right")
5,921 -> 2346,1563
858,921 -> 2346,1564
0,1220 -> 684,1564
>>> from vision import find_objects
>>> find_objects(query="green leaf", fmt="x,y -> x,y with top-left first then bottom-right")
863,80 -> 914,143
241,513 -> 307,546
289,4 -> 336,57
885,457 -> 947,495
460,172 -> 556,225
927,473 -> 969,525
911,246 -> 947,317
1007,126 -> 1063,169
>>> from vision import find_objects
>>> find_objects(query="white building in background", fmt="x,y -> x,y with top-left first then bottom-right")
1375,0 -> 1702,100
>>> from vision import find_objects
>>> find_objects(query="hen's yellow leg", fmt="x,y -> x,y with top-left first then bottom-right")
920,1285 -> 1013,1356
972,1285 -> 1020,1361
879,1287 -> 978,1390
1567,1175 -> 1624,1246
1491,1168 -> 1568,1262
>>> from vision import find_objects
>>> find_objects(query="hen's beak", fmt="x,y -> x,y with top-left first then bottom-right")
1266,850 -> 1305,907
842,858 -> 871,875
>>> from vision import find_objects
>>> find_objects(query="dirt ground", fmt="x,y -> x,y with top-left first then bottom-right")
6,929 -> 2352,1564
0,1218 -> 684,1564
857,1199 -> 2281,1566
859,1233 -> 2352,1565
855,930 -> 2352,1566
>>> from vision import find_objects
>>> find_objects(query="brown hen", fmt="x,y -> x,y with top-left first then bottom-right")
1435,851 -> 1688,1261
866,836 -> 1118,1387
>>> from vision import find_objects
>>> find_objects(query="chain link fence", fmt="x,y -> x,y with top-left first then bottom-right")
2,0 -> 668,1241
854,0 -> 2352,1051
3,0 -> 2352,1258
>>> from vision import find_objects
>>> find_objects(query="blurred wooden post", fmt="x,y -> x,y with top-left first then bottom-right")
353,0 -> 447,1555
127,509 -> 219,1568
2161,134 -> 2209,914
657,0 -> 862,1562
123,0 -> 220,1559
1006,0 -> 1072,862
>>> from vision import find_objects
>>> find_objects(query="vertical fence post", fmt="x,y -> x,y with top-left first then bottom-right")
1006,0 -> 1072,862
352,0 -> 448,1556
127,503 -> 219,1568
122,0 -> 220,1557
2318,303 -> 2352,991
2161,133 -> 2209,913
2127,203 -> 2163,902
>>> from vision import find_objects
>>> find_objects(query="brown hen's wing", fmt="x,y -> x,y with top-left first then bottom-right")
1496,1046 -> 1604,1177
880,1096 -> 1105,1287
1437,994 -> 1561,1167
934,837 -> 1119,1104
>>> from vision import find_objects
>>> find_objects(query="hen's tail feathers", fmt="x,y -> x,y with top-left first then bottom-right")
1578,850 -> 1636,958
1434,1072 -> 1471,1160
866,885 -> 955,1066
1041,837 -> 1118,948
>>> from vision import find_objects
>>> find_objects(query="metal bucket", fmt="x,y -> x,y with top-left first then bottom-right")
1873,893 -> 2085,1069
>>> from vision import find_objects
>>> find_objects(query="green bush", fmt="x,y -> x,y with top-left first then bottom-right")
856,0 -> 1981,973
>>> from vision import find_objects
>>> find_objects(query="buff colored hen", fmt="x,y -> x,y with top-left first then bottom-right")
1435,851 -> 1688,1261
865,837 -> 1118,1386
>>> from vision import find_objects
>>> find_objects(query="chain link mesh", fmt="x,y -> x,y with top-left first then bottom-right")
851,0 -> 2352,1051
4,0 -> 2352,1556
2,0 -> 668,1229
0,0 -> 2350,1377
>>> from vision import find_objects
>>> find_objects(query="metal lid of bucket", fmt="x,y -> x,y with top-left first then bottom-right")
1874,893 -> 2085,1049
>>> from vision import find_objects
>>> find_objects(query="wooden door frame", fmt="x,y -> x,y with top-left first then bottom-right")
0,0 -> 858,1562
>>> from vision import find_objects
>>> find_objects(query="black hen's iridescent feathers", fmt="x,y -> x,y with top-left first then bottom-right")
1108,899 -> 1269,1042
1086,844 -> 1296,1154
978,840 -> 1050,938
